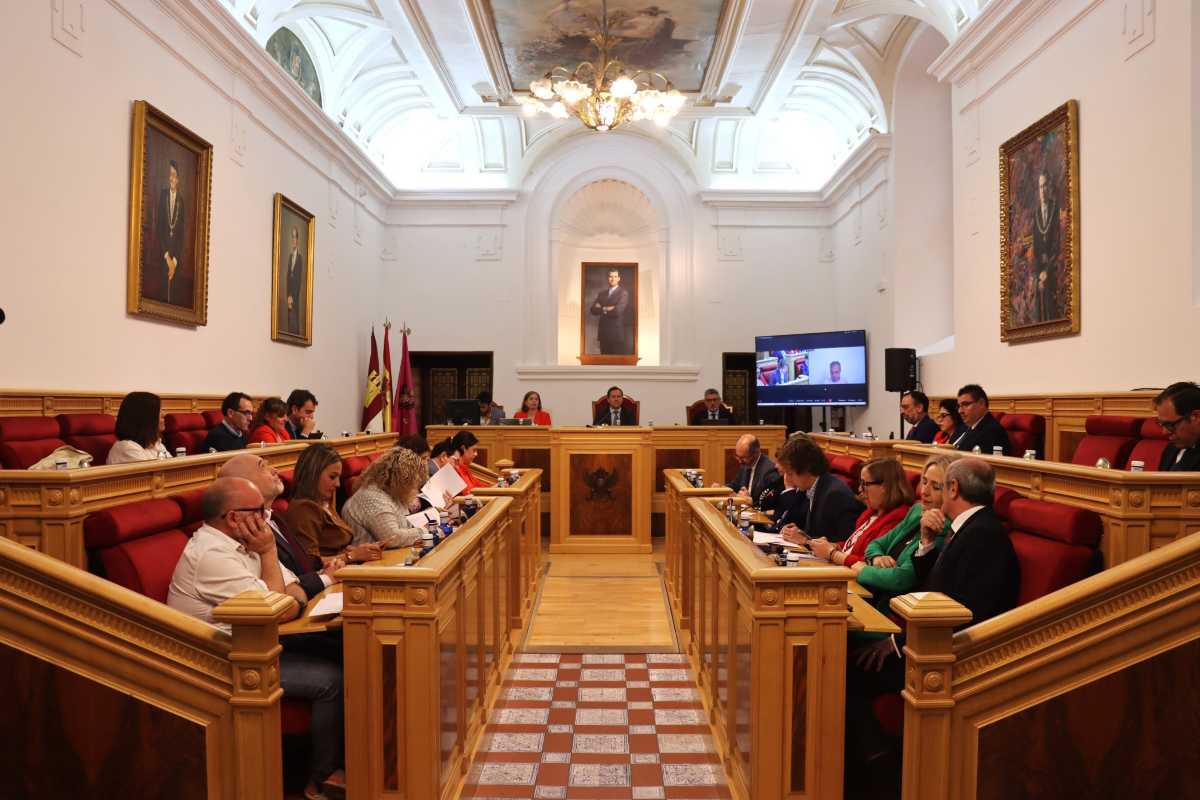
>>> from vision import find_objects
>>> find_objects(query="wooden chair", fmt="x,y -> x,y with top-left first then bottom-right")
591,394 -> 640,425
684,399 -> 734,425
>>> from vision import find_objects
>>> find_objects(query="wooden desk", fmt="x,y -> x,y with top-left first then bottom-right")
279,585 -> 344,635
426,425 -> 787,554
847,593 -> 899,633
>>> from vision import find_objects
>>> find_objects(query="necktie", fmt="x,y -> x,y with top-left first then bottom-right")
611,409 -> 619,426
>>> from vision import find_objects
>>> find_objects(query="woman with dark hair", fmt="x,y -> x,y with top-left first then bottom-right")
807,458 -> 914,567
107,391 -> 171,464
513,391 -> 552,425
246,397 -> 292,446
285,443 -> 381,562
933,398 -> 966,445
450,430 -> 485,493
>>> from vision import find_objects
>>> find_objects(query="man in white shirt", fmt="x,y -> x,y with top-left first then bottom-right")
168,477 -> 344,798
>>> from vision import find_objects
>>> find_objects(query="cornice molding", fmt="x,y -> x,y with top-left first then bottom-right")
514,365 -> 702,381
390,190 -> 520,208
393,0 -> 467,111
698,0 -> 754,104
462,0 -> 514,100
152,0 -> 397,200
699,190 -> 825,209
821,132 -> 891,204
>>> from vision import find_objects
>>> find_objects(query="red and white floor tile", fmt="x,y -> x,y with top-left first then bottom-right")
463,653 -> 731,800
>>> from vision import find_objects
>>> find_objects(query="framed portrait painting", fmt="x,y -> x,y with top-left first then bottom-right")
580,262 -> 638,366
126,100 -> 213,326
999,99 -> 1081,343
271,193 -> 316,346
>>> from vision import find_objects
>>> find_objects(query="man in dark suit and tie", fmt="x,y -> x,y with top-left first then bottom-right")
594,385 -> 636,426
589,268 -> 630,354
952,384 -> 1011,455
154,160 -> 185,305
774,433 -> 864,543
690,388 -> 734,425
901,390 -> 939,444
725,434 -> 781,507
285,226 -> 305,335
1155,382 -> 1200,470
202,392 -> 253,452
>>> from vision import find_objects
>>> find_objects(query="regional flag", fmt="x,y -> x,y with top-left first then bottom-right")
362,328 -> 383,430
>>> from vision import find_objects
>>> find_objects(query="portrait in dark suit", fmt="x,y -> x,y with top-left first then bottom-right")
581,262 -> 637,365
272,193 -> 315,346
127,100 -> 212,326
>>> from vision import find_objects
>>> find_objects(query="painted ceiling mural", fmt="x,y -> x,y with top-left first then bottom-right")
489,0 -> 726,93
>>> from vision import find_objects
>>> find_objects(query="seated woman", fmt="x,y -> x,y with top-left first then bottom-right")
934,398 -> 966,445
342,448 -> 426,549
246,397 -> 292,446
285,443 -> 381,562
850,453 -> 957,603
107,391 -> 171,464
428,438 -> 453,479
805,458 -> 913,567
450,430 -> 486,494
513,391 -> 552,425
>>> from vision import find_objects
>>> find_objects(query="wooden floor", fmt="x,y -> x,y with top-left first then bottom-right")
522,540 -> 677,652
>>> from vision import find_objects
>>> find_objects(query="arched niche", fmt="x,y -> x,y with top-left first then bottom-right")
519,133 -> 699,369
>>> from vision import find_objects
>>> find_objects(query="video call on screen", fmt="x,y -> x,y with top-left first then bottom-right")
754,330 -> 868,406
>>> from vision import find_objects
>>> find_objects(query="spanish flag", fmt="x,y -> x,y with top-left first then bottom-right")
361,328 -> 383,430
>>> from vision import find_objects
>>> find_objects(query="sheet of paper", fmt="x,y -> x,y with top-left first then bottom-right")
309,592 -> 343,617
420,462 -> 468,507
752,531 -> 789,546
406,508 -> 438,528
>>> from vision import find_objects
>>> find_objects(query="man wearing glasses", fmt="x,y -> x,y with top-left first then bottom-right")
203,391 -> 253,452
951,383 -> 1011,455
1155,382 -> 1200,471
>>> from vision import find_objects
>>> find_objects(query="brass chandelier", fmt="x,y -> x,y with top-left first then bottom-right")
517,0 -> 686,132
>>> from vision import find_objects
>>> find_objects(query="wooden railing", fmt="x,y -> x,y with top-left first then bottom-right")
895,530 -> 1200,800
0,433 -> 398,568
681,495 -> 855,800
473,468 -> 544,633
339,495 -> 522,800
0,387 -> 259,416
0,536 -> 290,799
663,469 -> 731,639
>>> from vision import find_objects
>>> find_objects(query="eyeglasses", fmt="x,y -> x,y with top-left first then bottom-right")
1158,416 -> 1193,432
934,414 -> 950,421
235,408 -> 254,416
231,506 -> 269,518
957,399 -> 977,410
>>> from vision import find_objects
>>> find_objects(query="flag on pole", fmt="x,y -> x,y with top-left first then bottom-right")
381,323 -> 394,433
394,325 -> 417,435
361,328 -> 383,430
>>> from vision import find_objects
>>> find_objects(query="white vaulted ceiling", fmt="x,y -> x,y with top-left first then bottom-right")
218,0 -> 990,191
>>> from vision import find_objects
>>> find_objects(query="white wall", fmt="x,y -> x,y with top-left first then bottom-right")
920,0 -> 1196,396
0,0 -> 384,431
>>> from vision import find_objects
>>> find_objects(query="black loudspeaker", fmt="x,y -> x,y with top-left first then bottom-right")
884,348 -> 917,392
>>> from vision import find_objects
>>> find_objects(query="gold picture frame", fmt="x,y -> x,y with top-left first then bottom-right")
126,100 -> 213,326
999,99 -> 1081,343
271,193 -> 316,346
579,262 -> 639,366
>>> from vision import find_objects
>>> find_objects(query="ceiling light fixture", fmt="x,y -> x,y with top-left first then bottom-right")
517,0 -> 686,132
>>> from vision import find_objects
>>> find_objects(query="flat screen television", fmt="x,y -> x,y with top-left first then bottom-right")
754,329 -> 868,406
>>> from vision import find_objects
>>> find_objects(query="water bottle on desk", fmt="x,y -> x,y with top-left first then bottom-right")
439,510 -> 453,537
426,519 -> 441,546
738,511 -> 753,538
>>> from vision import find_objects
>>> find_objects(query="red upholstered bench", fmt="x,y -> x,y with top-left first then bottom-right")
904,469 -> 921,495
85,498 -> 189,603
1071,416 -> 1142,470
1128,418 -> 1169,470
57,413 -> 117,464
164,412 -> 211,455
999,413 -> 1045,458
827,454 -> 863,493
0,416 -> 67,469
340,455 -> 374,502
1006,498 -> 1102,604
201,409 -> 224,428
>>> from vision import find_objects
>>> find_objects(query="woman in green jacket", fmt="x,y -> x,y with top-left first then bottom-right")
848,453 -> 960,608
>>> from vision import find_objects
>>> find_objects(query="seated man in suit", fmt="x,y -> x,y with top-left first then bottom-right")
476,391 -> 505,425
690,388 -> 734,425
844,457 -> 1019,785
724,434 -> 781,507
1155,381 -> 1200,470
285,388 -> 322,440
775,433 -> 864,542
202,392 -> 253,452
951,383 -> 1011,454
594,385 -> 635,426
167,477 -> 345,799
901,390 -> 939,444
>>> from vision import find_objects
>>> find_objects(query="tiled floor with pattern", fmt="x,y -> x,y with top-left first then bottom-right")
463,653 -> 730,799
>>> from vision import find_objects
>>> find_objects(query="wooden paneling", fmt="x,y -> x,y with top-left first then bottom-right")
0,388 -> 245,417
463,369 -> 491,403
724,448 -> 739,484
976,638 -> 1200,799
429,368 -> 458,426
511,447 -> 551,492
0,642 -> 206,799
569,453 -> 633,536
789,644 -> 808,793
0,433 -> 398,569
653,448 -> 700,493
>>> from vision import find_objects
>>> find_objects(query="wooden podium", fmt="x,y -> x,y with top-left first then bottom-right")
426,424 -> 788,554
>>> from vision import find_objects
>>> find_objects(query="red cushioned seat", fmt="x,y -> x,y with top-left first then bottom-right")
85,498 -> 188,603
278,468 -> 295,497
201,409 -> 224,428
1006,498 -> 1101,606
340,455 -> 373,499
999,413 -> 1045,458
873,693 -> 905,739
827,454 -> 863,493
281,699 -> 312,737
904,469 -> 921,495
1070,416 -> 1142,470
56,413 -> 117,464
0,416 -> 68,469
1128,418 -> 1169,471
164,412 -> 209,455
992,486 -> 1022,521
171,488 -> 207,535
990,411 -> 1006,422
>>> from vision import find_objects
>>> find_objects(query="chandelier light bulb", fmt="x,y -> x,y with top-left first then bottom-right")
653,109 -> 673,127
530,78 -> 554,100
610,76 -> 638,99
549,101 -> 569,119
665,89 -> 686,112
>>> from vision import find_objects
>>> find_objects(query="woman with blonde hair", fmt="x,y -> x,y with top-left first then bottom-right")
342,447 -> 427,549
285,443 -> 381,562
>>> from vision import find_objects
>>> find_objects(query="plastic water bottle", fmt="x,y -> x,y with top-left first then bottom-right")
972,445 -> 982,454
992,446 -> 1004,456
439,510 -> 453,537
1023,450 -> 1037,460
462,497 -> 478,519
426,519 -> 441,546
1130,460 -> 1145,472
739,511 -> 753,538
420,531 -> 435,556
175,447 -> 186,458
